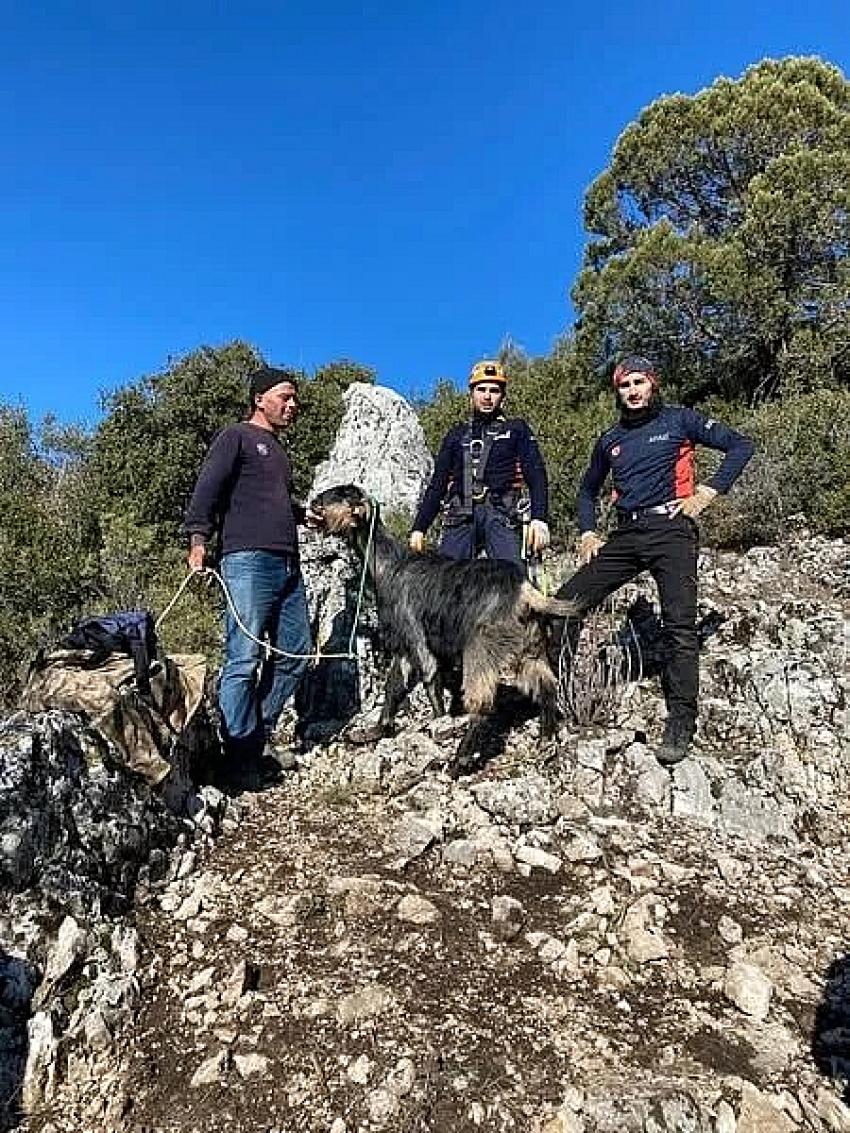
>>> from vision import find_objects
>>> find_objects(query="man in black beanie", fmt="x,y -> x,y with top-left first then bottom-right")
184,365 -> 312,791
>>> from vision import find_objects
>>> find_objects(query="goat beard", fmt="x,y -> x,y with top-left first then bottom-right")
318,500 -> 370,535
316,502 -> 352,534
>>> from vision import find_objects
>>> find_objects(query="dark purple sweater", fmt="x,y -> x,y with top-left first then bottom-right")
184,422 -> 301,556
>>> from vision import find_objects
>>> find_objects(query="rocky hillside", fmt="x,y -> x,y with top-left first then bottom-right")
7,526 -> 848,1133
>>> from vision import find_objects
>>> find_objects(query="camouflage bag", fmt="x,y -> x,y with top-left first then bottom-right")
21,651 -> 208,787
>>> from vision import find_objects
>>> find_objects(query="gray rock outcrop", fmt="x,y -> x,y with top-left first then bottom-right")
310,382 -> 433,515
294,526 -> 384,746
296,382 -> 434,743
2,507 -> 848,1131
0,712 -> 229,1128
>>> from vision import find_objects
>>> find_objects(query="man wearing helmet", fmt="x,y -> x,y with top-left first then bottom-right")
557,354 -> 754,766
409,359 -> 550,569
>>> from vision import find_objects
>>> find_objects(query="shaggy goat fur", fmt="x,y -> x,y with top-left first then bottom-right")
311,484 -> 575,771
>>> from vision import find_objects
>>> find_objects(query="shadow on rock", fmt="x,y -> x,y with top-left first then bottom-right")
0,950 -> 38,1132
448,688 -> 544,778
296,602 -> 383,748
813,954 -> 850,1104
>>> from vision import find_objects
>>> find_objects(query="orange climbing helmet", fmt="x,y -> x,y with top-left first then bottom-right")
468,359 -> 508,389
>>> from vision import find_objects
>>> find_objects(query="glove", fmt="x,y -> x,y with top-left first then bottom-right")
672,484 -> 718,519
526,520 -> 550,555
579,532 -> 604,565
409,531 -> 426,553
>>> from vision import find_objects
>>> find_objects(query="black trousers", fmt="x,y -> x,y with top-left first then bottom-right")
557,513 -> 699,722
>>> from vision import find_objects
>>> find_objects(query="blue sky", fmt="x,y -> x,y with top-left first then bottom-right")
2,1 -> 848,424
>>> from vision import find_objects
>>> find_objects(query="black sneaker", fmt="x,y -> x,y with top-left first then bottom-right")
258,753 -> 287,784
219,732 -> 264,794
655,716 -> 695,767
220,762 -> 263,796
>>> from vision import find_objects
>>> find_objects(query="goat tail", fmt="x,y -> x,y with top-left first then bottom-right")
518,581 -> 577,620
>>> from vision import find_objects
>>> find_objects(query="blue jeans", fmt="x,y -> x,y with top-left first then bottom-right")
219,551 -> 311,742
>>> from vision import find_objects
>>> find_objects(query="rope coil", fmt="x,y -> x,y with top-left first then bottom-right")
155,502 -> 378,663
556,597 -> 643,725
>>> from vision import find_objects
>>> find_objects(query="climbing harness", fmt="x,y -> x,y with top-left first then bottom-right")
156,497 -> 379,664
458,415 -> 512,515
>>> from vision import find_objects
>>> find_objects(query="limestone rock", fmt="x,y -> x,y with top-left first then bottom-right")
472,774 -> 556,826
37,916 -> 89,1005
396,894 -> 441,926
310,382 -> 433,515
736,1082 -> 796,1133
542,1109 -> 585,1132
21,1011 -> 57,1110
389,813 -> 443,866
190,1049 -> 230,1088
563,834 -> 603,863
515,844 -> 562,873
714,1099 -> 736,1133
622,896 -> 670,964
233,1052 -> 270,1079
337,985 -> 395,1026
724,962 -> 773,1021
671,760 -> 714,822
644,1089 -> 706,1132
491,895 -> 526,941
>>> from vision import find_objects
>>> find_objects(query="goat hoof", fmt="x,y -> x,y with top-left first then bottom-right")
447,751 -> 484,780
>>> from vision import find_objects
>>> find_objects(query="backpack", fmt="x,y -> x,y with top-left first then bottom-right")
58,610 -> 158,697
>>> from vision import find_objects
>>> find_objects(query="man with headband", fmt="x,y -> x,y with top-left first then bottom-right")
558,355 -> 754,766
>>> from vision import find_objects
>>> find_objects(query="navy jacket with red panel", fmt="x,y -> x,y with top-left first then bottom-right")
576,404 -> 754,532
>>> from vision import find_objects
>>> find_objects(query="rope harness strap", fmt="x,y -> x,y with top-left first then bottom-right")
156,501 -> 378,663
458,418 -> 509,515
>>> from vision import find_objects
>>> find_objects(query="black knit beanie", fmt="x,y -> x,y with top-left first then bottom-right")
249,365 -> 299,400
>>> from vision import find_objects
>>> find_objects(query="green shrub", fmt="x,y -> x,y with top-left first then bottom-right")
702,390 -> 850,546
0,407 -> 101,704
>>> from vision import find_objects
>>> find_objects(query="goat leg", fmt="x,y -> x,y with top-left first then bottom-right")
423,674 -> 445,718
378,655 -> 418,734
448,718 -> 484,779
540,685 -> 558,741
408,644 -> 444,718
442,663 -> 465,717
448,715 -> 500,779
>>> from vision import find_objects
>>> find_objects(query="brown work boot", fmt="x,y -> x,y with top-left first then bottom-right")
655,715 -> 695,767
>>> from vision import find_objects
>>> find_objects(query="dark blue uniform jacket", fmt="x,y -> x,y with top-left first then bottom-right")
577,404 -> 754,532
414,414 -> 548,533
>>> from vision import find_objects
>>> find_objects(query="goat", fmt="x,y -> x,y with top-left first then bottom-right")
310,484 -> 576,774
